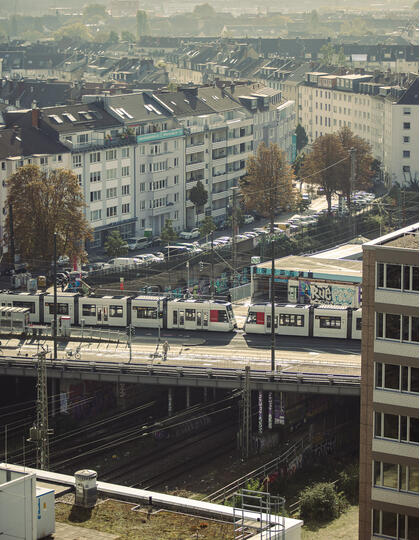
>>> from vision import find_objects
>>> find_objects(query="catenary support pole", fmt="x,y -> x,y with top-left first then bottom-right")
53,232 -> 58,361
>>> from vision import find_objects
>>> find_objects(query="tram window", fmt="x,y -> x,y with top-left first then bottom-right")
319,316 -> 341,329
13,301 -> 36,313
247,312 -> 257,324
267,315 -> 271,328
46,303 -> 69,315
173,310 -> 177,324
186,308 -> 196,321
136,307 -> 157,319
279,314 -> 304,327
179,311 -> 184,325
227,304 -> 234,319
82,304 -> 96,317
218,310 -> 228,323
109,305 -> 123,318
203,312 -> 208,326
211,309 -> 228,323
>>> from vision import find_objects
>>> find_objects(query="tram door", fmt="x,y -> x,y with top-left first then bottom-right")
172,309 -> 185,329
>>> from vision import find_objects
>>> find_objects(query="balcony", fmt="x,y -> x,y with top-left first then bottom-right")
186,142 -> 206,153
69,134 -> 136,153
212,138 -> 227,150
186,161 -> 205,173
212,151 -> 227,160
186,173 -> 205,183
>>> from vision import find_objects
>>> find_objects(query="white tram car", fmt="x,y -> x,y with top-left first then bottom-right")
244,303 -> 361,340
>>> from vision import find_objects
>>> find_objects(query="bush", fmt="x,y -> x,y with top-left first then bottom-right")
299,482 -> 348,523
337,464 -> 359,504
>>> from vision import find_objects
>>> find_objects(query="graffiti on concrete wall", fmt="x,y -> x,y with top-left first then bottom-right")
298,280 -> 360,307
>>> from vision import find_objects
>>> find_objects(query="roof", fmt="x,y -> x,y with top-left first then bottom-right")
363,223 -> 419,251
105,92 -> 174,123
0,120 -> 69,159
311,244 -> 363,261
257,255 -> 362,280
154,90 -> 214,117
396,78 -> 419,106
197,86 -> 243,113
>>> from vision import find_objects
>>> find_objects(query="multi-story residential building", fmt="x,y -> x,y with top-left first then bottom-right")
83,92 -> 186,238
0,109 -> 71,247
359,223 -> 419,540
299,72 -> 419,187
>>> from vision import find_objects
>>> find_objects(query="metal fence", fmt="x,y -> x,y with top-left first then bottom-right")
230,283 -> 251,302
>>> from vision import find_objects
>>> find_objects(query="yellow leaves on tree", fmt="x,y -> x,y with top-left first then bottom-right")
5,165 -> 92,269
239,143 -> 296,228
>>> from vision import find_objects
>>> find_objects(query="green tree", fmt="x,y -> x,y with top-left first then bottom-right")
53,22 -> 93,44
193,3 -> 216,18
240,143 -> 296,232
5,166 -> 92,270
104,231 -> 128,258
160,219 -> 178,244
121,30 -> 135,42
83,3 -> 107,21
189,180 -> 208,226
299,482 -> 348,523
293,152 -> 305,178
336,126 -> 374,206
199,216 -> 216,238
136,10 -> 149,39
107,30 -> 119,43
300,133 -> 347,213
295,124 -> 308,152
319,42 -> 335,65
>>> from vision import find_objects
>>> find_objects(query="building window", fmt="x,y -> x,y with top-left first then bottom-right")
174,175 -> 179,184
77,174 -> 82,186
106,206 -> 117,217
72,155 -> 82,168
279,314 -> 304,327
377,263 -> 419,292
122,166 -> 130,177
403,165 -> 411,173
106,187 -> 117,199
122,203 -> 130,214
174,158 -> 179,167
403,150 -> 410,158
372,509 -> 418,539
375,362 -> 419,393
376,312 -> 419,342
403,136 -> 410,143
106,168 -> 117,180
109,305 -> 123,318
77,134 -> 88,144
373,461 -> 419,493
90,190 -> 101,202
106,149 -> 117,160
140,219 -> 145,228
403,122 -> 411,129
140,164 -> 145,173
140,183 -> 145,192
121,147 -> 130,158
90,152 -> 100,163
90,209 -> 102,221
403,108 -> 411,115
90,171 -> 101,183
374,411 -> 419,443
121,185 -> 130,195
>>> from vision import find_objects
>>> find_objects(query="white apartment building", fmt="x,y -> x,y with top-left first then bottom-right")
299,73 -> 419,187
83,93 -> 187,238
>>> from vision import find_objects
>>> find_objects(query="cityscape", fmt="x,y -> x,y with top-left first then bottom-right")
0,0 -> 418,539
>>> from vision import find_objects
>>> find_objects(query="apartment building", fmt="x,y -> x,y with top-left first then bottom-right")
359,224 -> 419,540
299,73 -> 419,187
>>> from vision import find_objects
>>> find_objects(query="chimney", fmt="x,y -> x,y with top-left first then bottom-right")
31,107 -> 39,129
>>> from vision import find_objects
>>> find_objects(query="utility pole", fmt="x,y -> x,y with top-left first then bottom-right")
349,148 -> 357,238
231,187 -> 238,289
211,230 -> 215,299
53,232 -> 58,361
29,348 -> 50,470
270,227 -> 275,372
240,365 -> 251,461
8,203 -> 15,271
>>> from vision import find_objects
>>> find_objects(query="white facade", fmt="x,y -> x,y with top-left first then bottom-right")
299,75 -> 419,187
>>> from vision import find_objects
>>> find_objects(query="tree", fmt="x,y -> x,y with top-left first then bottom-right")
160,219 -> 178,244
107,30 -> 119,44
336,126 -> 374,206
193,3 -> 216,18
293,152 -> 305,178
5,166 -> 91,270
319,42 -> 335,65
121,30 -> 135,42
240,143 -> 296,231
53,22 -> 93,44
83,3 -> 107,21
189,180 -> 208,226
136,10 -> 149,40
199,216 -> 216,238
300,134 -> 347,213
295,124 -> 308,153
105,230 -> 128,258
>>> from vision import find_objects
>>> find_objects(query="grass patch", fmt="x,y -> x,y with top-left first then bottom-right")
302,505 -> 359,539
56,499 -> 233,540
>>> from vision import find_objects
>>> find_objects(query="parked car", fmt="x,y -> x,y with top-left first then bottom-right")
243,214 -> 255,225
179,228 -> 200,240
176,242 -> 203,253
136,254 -> 161,264
243,231 -> 259,239
234,234 -> 249,242
127,237 -> 152,251
217,236 -> 232,244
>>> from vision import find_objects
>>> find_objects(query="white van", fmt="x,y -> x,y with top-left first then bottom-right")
108,257 -> 140,268
127,237 -> 152,251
